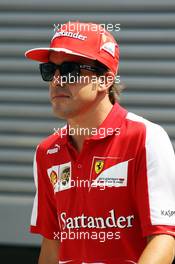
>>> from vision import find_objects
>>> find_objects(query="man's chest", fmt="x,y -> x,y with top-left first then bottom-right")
45,137 -> 139,218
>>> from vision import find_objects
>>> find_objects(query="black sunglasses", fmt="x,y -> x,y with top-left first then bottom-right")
39,61 -> 106,82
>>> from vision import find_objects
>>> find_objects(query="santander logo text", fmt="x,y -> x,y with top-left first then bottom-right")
59,209 -> 135,230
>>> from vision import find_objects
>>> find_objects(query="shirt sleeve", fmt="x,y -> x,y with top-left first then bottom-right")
135,123 -> 175,238
30,144 -> 60,239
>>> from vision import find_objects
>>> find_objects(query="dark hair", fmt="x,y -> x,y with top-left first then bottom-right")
108,83 -> 124,104
95,61 -> 124,104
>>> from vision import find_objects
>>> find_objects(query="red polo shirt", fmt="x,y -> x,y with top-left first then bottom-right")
30,102 -> 175,264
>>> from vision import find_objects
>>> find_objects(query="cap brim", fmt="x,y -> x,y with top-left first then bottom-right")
25,47 -> 95,62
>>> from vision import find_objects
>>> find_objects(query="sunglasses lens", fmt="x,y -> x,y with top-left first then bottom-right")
60,62 -> 80,83
40,63 -> 56,81
40,62 -> 84,83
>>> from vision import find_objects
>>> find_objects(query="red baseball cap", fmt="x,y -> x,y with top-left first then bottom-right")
25,21 -> 119,74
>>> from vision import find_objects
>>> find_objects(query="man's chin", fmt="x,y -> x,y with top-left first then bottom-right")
52,108 -> 75,120
53,110 -> 67,120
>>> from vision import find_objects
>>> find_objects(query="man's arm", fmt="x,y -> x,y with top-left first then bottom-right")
138,234 -> 175,264
38,237 -> 60,264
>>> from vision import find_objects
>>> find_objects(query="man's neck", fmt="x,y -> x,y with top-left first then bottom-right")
67,100 -> 113,153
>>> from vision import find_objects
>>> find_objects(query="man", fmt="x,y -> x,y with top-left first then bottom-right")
25,21 -> 175,264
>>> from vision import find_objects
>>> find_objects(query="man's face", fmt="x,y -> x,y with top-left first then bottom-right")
49,51 -> 103,120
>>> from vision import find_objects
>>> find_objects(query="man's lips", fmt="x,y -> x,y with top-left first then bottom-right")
52,94 -> 70,99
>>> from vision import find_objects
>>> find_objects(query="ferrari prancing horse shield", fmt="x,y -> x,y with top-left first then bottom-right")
95,160 -> 104,174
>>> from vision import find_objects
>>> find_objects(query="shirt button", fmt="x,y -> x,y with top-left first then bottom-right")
77,164 -> 82,169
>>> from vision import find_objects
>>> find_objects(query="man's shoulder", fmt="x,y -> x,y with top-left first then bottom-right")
125,111 -> 167,139
126,111 -> 162,129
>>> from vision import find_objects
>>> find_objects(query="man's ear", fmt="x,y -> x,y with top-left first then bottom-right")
98,71 -> 115,92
